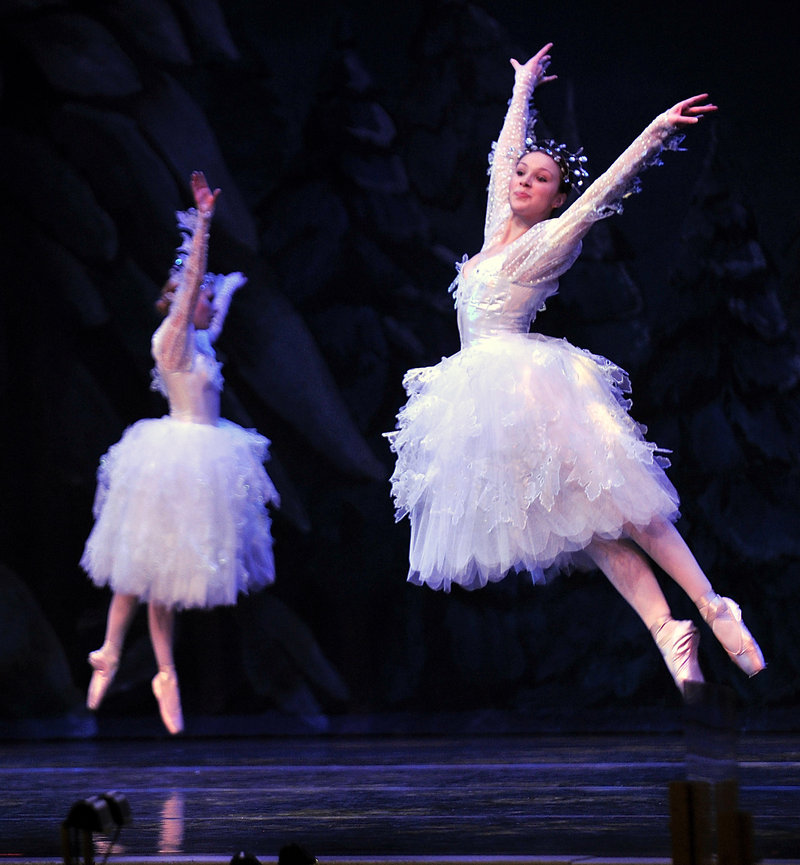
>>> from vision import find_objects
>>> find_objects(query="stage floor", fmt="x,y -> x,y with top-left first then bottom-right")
1,728 -> 799,864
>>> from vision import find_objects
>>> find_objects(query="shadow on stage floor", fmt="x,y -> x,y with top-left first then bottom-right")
1,689 -> 799,865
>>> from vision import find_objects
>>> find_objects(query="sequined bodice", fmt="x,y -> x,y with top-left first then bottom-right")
456,253 -> 554,346
156,349 -> 222,425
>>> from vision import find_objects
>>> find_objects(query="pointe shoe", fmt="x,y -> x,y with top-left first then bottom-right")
86,647 -> 119,711
152,668 -> 184,735
651,617 -> 705,693
697,592 -> 765,677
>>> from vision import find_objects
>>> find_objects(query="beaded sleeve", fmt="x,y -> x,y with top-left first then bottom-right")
206,271 -> 246,345
503,112 -> 685,287
484,68 -> 536,247
152,208 -> 213,372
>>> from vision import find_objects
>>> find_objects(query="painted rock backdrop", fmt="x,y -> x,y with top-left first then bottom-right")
1,0 -> 798,734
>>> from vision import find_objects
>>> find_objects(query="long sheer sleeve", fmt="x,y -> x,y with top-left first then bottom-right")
484,67 -> 536,248
152,208 -> 213,372
503,112 -> 685,287
206,271 -> 246,345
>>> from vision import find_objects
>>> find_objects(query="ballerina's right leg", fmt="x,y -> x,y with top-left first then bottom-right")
87,592 -> 138,710
147,602 -> 183,734
586,536 -> 703,692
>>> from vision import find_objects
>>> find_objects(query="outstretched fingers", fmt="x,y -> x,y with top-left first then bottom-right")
668,93 -> 718,125
510,42 -> 557,85
190,170 -> 221,212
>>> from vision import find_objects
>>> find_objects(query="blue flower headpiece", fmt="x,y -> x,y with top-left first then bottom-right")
169,208 -> 198,280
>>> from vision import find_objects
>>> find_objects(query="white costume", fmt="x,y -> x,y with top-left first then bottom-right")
388,69 -> 687,592
81,208 -> 279,609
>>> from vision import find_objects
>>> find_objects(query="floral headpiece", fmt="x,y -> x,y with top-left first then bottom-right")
162,207 -> 245,312
156,208 -> 215,316
522,109 -> 589,192
169,208 -> 199,280
167,207 -> 221,300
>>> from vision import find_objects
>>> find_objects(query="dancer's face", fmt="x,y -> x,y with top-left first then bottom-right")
509,153 -> 566,224
193,284 -> 215,330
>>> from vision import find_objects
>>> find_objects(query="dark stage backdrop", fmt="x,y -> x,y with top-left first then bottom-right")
1,0 -> 799,736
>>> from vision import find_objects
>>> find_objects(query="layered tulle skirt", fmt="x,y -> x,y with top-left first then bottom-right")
387,333 -> 679,591
81,416 -> 280,609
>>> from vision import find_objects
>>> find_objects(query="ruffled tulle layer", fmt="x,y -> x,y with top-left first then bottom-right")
81,416 -> 280,609
387,333 -> 679,591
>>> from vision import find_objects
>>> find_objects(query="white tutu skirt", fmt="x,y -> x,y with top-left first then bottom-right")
387,333 -> 680,591
81,416 -> 280,610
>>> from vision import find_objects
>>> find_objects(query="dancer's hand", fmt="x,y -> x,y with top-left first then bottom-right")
191,170 -> 221,215
511,43 -> 557,88
665,94 -> 717,127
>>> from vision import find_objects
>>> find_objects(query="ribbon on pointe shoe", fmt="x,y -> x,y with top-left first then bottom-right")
696,592 -> 765,677
651,616 -> 704,694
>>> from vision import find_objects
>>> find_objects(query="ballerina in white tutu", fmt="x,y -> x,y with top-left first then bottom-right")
387,44 -> 764,693
81,171 -> 280,733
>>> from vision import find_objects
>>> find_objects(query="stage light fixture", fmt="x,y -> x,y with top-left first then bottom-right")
230,852 -> 262,865
278,843 -> 318,865
61,791 -> 131,865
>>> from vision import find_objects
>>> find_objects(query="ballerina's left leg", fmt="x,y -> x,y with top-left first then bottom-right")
626,517 -> 765,676
586,536 -> 704,692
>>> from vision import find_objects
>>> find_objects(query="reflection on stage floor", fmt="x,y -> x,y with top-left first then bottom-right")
1,727 -> 798,863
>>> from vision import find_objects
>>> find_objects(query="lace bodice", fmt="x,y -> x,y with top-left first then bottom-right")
454,68 -> 684,347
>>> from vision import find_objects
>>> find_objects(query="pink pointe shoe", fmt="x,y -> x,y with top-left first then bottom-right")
152,668 -> 184,735
651,617 -> 705,693
696,592 -> 766,677
86,647 -> 119,711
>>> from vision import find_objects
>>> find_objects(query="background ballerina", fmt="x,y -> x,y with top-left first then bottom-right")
81,171 -> 280,734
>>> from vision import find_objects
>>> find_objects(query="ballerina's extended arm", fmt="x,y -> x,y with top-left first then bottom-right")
504,94 -> 717,287
155,172 -> 221,371
484,43 -> 557,247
